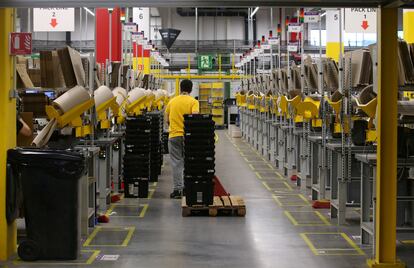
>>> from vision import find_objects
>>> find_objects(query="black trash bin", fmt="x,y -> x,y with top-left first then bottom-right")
7,148 -> 85,262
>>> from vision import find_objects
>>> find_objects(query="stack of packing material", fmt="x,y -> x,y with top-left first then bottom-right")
291,65 -> 301,90
304,57 -> 318,92
398,40 -> 414,86
40,50 -> 66,88
323,58 -> 339,93
57,46 -> 85,88
123,116 -> 151,198
183,114 -> 215,206
147,111 -> 163,182
280,69 -> 289,93
344,49 -> 373,89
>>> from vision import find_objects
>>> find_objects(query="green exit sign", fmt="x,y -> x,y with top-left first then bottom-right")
198,55 -> 213,70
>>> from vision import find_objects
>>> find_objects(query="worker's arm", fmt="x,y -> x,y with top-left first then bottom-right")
17,118 -> 32,137
191,99 -> 200,114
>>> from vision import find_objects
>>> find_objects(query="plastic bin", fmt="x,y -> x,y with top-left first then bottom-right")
7,148 -> 85,261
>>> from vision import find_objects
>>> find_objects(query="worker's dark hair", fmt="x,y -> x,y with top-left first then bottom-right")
180,79 -> 193,94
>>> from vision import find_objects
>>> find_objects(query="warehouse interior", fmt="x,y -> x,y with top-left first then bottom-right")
1,0 -> 414,267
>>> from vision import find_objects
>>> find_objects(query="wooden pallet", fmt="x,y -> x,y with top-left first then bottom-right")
181,196 -> 246,217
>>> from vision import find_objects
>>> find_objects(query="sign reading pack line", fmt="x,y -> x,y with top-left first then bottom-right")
33,8 -> 75,32
159,28 -> 181,49
344,8 -> 377,33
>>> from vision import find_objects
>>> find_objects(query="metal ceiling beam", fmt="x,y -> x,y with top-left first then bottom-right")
0,0 -> 412,8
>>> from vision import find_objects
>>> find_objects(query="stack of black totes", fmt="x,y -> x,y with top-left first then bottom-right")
162,131 -> 169,154
183,114 -> 216,206
147,111 -> 163,182
123,116 -> 151,198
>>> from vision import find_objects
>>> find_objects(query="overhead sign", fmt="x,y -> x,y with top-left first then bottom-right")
33,8 -> 74,32
9,32 -> 32,55
304,11 -> 320,23
288,23 -> 302,33
268,37 -> 279,45
198,55 -> 213,70
159,28 -> 181,49
133,8 -> 150,38
344,8 -> 377,33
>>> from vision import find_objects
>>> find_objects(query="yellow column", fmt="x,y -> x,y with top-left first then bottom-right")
0,8 -> 17,261
175,78 -> 180,96
326,9 -> 343,62
367,7 -> 405,268
403,9 -> 414,44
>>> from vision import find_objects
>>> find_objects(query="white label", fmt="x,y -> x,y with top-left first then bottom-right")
288,45 -> 298,52
138,39 -> 147,45
107,63 -> 113,74
133,8 -> 150,38
100,255 -> 120,261
261,44 -> 271,50
344,8 -> 377,33
304,11 -> 320,23
257,69 -> 271,74
33,8 -> 75,32
288,24 -> 302,33
124,23 -> 137,32
144,44 -> 153,50
268,37 -> 279,45
131,32 -> 143,42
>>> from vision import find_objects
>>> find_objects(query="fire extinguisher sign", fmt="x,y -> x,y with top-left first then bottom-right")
9,32 -> 32,55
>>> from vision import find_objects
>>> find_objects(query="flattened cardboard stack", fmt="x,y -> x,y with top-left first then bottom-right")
123,116 -> 151,198
40,51 -> 65,88
344,49 -> 372,89
398,40 -> 414,86
184,114 -> 215,206
57,46 -> 85,87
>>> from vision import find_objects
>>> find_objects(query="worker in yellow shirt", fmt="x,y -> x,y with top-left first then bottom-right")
165,80 -> 199,199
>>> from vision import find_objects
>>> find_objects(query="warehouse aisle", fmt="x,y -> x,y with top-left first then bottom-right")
4,130 -> 373,268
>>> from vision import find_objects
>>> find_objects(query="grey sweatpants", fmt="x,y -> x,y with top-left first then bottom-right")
168,136 -> 184,191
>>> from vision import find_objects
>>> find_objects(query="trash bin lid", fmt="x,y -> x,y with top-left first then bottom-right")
8,148 -> 84,163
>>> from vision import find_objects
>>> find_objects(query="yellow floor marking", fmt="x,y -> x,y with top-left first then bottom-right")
248,164 -> 255,170
300,233 -> 365,256
283,181 -> 294,191
401,240 -> 414,244
262,181 -> 272,191
272,194 -> 311,207
147,189 -> 155,200
139,204 -> 149,218
83,226 -> 135,247
106,204 -> 149,218
150,182 -> 158,187
255,172 -> 263,180
12,250 -> 100,266
267,163 -> 274,169
284,211 -> 331,226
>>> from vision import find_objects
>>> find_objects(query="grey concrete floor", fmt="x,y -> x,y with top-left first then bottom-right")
3,130 -> 414,268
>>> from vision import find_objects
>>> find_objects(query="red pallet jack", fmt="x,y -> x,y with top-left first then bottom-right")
213,175 -> 230,196
312,199 -> 331,209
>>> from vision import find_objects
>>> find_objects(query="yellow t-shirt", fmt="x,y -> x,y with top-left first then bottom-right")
165,95 -> 199,138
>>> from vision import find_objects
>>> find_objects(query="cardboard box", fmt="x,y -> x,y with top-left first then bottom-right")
28,68 -> 41,87
16,64 -> 34,89
57,46 -> 85,87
